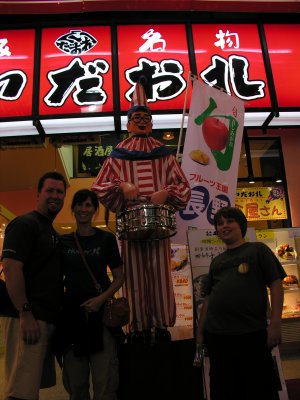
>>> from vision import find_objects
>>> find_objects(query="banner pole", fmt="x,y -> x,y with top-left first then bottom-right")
176,72 -> 197,161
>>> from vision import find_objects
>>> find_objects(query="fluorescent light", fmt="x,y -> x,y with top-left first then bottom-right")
0,121 -> 39,137
40,116 -> 115,134
121,111 -> 300,130
121,114 -> 188,131
244,112 -> 270,127
244,111 -> 300,127
269,112 -> 300,126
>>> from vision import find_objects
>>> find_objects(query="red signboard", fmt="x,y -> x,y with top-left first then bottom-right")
39,26 -> 113,116
117,24 -> 191,112
192,24 -> 272,109
264,24 -> 300,109
0,29 -> 35,118
1,23 -> 300,122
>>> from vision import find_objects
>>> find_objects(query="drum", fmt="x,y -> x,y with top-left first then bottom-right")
116,204 -> 177,241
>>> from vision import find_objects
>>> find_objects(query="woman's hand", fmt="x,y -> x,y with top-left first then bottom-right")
81,294 -> 106,313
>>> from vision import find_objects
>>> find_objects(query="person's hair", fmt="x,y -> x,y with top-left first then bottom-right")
71,189 -> 99,212
37,171 -> 67,193
214,206 -> 248,238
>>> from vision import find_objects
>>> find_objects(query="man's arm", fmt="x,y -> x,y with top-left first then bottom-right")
196,296 -> 209,346
3,258 -> 41,344
268,278 -> 284,348
3,258 -> 28,311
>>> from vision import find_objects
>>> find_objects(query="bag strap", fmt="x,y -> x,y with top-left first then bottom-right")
73,232 -> 102,294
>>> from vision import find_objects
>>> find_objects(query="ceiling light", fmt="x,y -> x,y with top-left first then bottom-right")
163,131 -> 174,140
269,112 -> 300,127
40,116 -> 115,134
0,120 -> 40,137
248,175 -> 255,184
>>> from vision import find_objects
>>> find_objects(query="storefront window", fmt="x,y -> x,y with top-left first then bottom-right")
237,136 -> 290,230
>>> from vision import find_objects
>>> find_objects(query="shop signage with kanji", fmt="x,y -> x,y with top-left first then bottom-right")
117,24 -> 191,112
0,29 -> 35,118
1,23 -> 300,120
39,26 -> 114,115
192,23 -> 271,109
236,186 -> 287,221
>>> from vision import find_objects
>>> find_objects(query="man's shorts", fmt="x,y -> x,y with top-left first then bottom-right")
0,317 -> 56,400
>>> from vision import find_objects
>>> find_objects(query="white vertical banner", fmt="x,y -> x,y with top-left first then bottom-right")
173,80 -> 245,243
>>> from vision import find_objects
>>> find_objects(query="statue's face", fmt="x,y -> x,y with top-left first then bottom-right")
127,111 -> 153,135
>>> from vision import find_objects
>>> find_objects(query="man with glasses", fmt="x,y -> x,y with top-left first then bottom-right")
92,83 -> 191,343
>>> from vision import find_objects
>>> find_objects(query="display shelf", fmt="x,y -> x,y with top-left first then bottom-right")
258,229 -> 300,348
281,317 -> 300,342
283,288 -> 300,294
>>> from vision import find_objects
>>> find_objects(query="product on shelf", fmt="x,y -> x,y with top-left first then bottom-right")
282,274 -> 299,289
275,244 -> 297,261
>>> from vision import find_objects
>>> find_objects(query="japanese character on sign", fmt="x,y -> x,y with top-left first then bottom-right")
179,186 -> 231,226
44,57 -> 109,107
0,38 -> 11,56
55,30 -> 98,55
214,29 -> 240,50
200,54 -> 265,101
189,174 -> 228,194
139,29 -> 166,52
125,57 -> 186,102
0,70 -> 27,101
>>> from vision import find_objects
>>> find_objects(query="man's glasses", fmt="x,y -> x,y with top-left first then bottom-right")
129,115 -> 152,124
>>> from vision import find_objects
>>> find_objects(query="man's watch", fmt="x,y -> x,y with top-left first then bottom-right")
20,302 -> 32,313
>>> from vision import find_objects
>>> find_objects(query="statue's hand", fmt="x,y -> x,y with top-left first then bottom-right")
120,182 -> 139,200
150,190 -> 168,204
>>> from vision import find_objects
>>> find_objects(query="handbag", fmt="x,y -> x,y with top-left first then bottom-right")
73,232 -> 130,328
0,268 -> 18,316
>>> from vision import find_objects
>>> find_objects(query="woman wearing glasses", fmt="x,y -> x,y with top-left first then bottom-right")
92,83 -> 191,343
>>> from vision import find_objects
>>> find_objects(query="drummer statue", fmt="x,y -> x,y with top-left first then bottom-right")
92,82 -> 191,343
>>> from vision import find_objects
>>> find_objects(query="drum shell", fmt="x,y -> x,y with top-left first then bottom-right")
116,204 -> 177,241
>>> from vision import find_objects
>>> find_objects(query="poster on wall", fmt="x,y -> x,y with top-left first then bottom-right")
117,24 -> 191,112
169,244 -> 194,340
39,26 -> 114,115
0,29 -> 35,118
236,186 -> 287,221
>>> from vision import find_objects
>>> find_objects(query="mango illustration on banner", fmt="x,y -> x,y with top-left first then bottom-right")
194,97 -> 239,171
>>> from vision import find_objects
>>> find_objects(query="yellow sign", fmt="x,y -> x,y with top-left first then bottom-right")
256,229 -> 275,240
235,187 -> 287,221
0,203 -> 15,221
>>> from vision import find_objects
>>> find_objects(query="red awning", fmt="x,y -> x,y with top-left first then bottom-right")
0,0 -> 299,14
